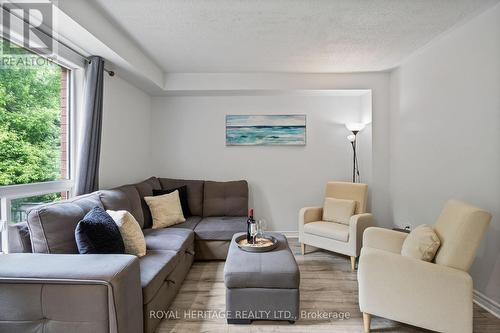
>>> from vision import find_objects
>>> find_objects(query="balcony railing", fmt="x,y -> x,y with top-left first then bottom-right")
0,180 -> 73,253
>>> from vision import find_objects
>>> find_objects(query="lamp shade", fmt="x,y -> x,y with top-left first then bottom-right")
345,122 -> 366,132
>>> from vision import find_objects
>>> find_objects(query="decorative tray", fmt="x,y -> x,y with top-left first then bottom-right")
235,234 -> 279,253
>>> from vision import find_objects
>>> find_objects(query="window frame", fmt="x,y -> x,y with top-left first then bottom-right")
0,42 -> 77,253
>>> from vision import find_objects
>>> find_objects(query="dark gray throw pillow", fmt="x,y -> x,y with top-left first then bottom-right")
153,185 -> 192,217
75,206 -> 125,254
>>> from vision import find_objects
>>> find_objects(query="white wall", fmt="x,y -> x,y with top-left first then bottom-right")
390,3 -> 500,305
151,94 -> 372,231
99,75 -> 153,188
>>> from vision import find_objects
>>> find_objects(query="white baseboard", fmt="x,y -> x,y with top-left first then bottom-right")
276,231 -> 299,238
473,289 -> 500,319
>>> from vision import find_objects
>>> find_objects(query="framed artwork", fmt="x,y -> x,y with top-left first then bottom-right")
226,115 -> 306,146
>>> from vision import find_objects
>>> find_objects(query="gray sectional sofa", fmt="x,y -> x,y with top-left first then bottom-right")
0,177 -> 248,333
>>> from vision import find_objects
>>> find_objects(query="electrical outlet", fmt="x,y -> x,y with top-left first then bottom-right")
394,222 -> 412,231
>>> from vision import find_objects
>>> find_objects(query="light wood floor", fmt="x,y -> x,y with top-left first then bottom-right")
156,238 -> 500,333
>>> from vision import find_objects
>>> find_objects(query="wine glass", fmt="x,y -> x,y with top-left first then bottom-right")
256,219 -> 267,239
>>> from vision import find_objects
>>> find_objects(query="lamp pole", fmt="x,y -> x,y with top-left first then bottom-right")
351,130 -> 359,183
346,123 -> 365,184
347,131 -> 360,183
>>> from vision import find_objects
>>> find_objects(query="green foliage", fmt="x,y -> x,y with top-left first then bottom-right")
0,39 -> 63,187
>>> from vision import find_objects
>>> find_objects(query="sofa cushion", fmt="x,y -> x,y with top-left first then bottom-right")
194,217 -> 247,241
143,227 -> 194,253
139,250 -> 179,304
134,177 -> 162,229
27,193 -> 103,254
7,222 -> 32,253
203,180 -> 248,217
303,221 -> 349,242
159,178 -> 205,217
169,216 -> 202,230
75,207 -> 125,254
100,185 -> 144,228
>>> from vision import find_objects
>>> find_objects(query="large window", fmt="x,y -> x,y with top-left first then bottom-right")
0,38 -> 72,251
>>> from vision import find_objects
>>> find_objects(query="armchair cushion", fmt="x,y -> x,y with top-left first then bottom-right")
322,197 -> 356,224
303,221 -> 349,242
401,224 -> 440,262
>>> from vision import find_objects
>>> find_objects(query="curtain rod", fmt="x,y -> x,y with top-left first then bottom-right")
1,5 -> 115,76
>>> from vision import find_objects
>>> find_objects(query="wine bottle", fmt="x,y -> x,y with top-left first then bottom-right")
247,208 -> 256,244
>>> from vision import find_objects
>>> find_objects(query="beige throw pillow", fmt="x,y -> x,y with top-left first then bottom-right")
401,224 -> 441,262
322,197 -> 356,225
107,210 -> 146,257
144,190 -> 185,229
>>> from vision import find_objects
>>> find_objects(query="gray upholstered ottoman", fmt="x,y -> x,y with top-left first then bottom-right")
224,232 -> 300,324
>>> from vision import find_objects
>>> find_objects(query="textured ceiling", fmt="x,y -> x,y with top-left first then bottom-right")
92,0 -> 499,73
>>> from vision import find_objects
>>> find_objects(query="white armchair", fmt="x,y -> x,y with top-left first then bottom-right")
358,199 -> 491,333
298,181 -> 373,270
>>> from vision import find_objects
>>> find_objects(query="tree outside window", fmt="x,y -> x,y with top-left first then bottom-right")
0,38 -> 70,222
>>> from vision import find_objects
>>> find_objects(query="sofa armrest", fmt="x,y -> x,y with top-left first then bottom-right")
298,207 -> 323,236
349,213 -> 374,257
358,247 -> 473,333
363,227 -> 408,254
0,254 -> 143,333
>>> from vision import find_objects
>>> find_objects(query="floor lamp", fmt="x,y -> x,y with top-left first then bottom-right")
346,123 -> 365,183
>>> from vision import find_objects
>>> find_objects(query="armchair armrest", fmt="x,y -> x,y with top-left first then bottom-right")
0,254 -> 143,333
363,227 -> 408,254
349,213 -> 374,256
298,207 -> 323,235
358,247 -> 473,333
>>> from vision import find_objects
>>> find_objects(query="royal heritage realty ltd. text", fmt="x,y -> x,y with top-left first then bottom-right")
150,309 -> 351,321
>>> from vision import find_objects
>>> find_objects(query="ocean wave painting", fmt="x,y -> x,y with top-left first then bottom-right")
226,115 -> 306,146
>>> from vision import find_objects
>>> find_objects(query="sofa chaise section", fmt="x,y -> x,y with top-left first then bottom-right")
0,253 -> 142,333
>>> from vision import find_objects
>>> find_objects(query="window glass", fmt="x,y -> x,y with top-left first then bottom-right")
0,38 -> 70,186
10,191 -> 69,223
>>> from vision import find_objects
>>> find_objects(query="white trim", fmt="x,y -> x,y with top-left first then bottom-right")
0,197 -> 10,253
277,231 -> 299,238
473,289 -> 500,319
162,89 -> 371,97
0,180 -> 73,199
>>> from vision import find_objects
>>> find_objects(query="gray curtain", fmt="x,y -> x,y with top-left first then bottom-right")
75,56 -> 105,195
